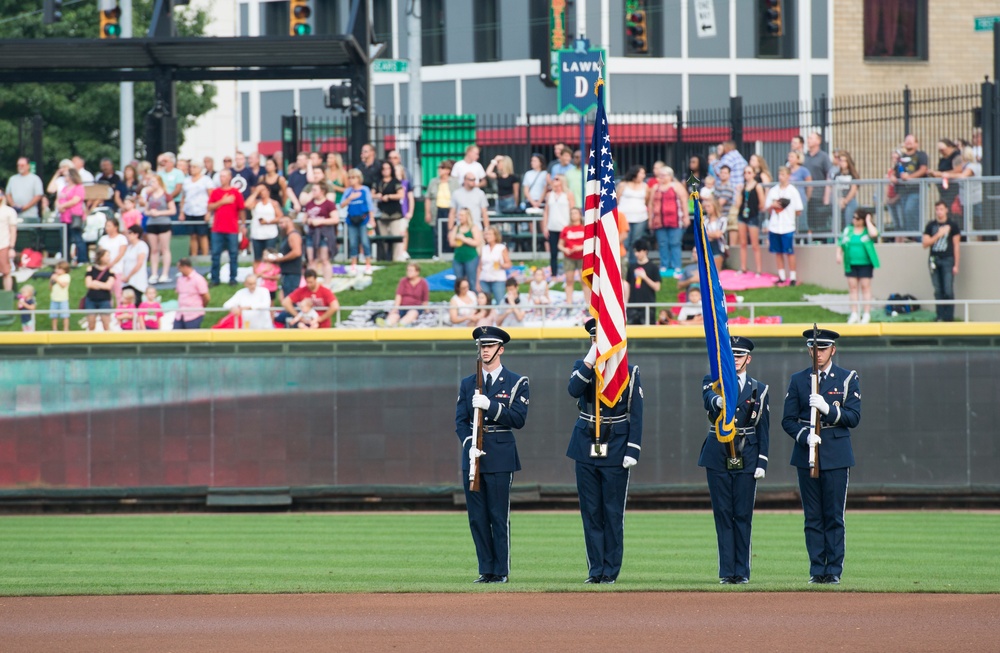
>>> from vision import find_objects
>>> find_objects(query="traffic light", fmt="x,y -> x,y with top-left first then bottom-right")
100,4 -> 122,39
289,0 -> 312,36
43,0 -> 63,24
763,0 -> 783,37
624,0 -> 648,56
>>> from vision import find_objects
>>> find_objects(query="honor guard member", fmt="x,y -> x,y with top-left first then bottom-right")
781,328 -> 861,585
699,335 -> 769,585
566,318 -> 643,584
455,326 -> 530,584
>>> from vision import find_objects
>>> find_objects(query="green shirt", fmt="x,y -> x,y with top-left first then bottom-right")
839,227 -> 880,272
453,229 -> 478,263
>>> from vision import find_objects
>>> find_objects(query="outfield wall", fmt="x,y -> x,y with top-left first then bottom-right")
1,327 -> 998,500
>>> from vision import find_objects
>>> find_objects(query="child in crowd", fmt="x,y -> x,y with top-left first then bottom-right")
120,196 -> 143,231
287,297 -> 319,329
496,277 -> 526,327
528,267 -> 550,317
17,284 -> 36,332
676,286 -> 705,324
116,288 -> 139,331
474,291 -> 495,327
49,260 -> 72,331
656,309 -> 674,326
254,249 -> 281,301
139,287 -> 163,330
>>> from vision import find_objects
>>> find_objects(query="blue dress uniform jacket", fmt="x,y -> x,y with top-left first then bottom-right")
455,367 -> 529,578
566,361 -> 643,582
698,374 -> 770,580
781,363 -> 862,580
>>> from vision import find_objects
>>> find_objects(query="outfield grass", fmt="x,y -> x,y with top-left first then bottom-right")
0,511 -> 995,595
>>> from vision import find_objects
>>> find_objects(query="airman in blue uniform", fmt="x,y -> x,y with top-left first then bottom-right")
566,319 -> 643,584
781,328 -> 861,585
699,335 -> 769,584
455,325 -> 529,584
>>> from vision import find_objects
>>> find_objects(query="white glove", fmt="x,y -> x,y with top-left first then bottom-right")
472,392 -> 491,410
754,467 -> 765,480
807,433 -> 822,446
711,395 -> 723,411
622,456 -> 638,469
470,447 -> 486,458
809,393 -> 830,415
584,343 -> 598,366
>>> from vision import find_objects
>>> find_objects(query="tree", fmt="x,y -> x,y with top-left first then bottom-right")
0,0 -> 216,181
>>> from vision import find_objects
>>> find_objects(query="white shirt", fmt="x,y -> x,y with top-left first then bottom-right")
451,159 -> 487,184
545,191 -> 571,232
120,240 -> 150,292
223,285 -> 274,330
482,364 -> 504,389
77,168 -> 95,183
250,202 -> 280,241
181,175 -> 215,216
97,233 -> 129,275
764,183 -> 803,235
0,205 -> 19,249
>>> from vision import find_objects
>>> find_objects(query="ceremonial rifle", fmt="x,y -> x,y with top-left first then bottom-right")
809,323 -> 821,479
469,356 -> 486,492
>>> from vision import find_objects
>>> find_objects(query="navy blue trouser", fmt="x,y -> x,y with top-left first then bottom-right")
706,469 -> 758,579
797,466 -> 849,577
576,462 -> 630,580
463,471 -> 512,577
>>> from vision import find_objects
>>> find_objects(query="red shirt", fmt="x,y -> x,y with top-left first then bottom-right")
560,224 -> 586,260
304,199 -> 339,226
288,285 -> 337,328
208,187 -> 246,234
396,276 -> 429,308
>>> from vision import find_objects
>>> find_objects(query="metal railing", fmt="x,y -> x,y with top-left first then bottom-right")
435,214 -> 544,260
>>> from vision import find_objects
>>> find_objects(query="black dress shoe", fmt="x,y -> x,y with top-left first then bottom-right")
809,575 -> 825,584
719,577 -> 734,584
733,576 -> 749,584
599,575 -> 616,584
825,575 -> 840,584
490,575 -> 508,584
584,576 -> 601,584
473,574 -> 493,583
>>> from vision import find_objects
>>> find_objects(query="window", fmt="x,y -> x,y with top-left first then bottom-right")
473,0 -> 501,62
422,0 -> 446,66
239,2 -> 249,37
864,0 -> 927,60
373,0 -> 392,59
259,1 -> 289,37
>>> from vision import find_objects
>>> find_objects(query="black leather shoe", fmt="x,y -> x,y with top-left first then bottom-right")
825,575 -> 840,584
808,575 -> 824,584
599,575 -> 616,584
490,575 -> 508,584
733,576 -> 749,584
584,576 -> 601,584
473,574 -> 492,583
719,577 -> 734,584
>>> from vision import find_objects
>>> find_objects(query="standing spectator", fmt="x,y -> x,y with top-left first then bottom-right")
749,154 -> 772,184
929,139 -> 963,211
248,152 -> 265,179
119,196 -> 143,231
97,217 -> 128,302
558,207 -> 586,305
893,134 -> 929,233
48,260 -> 72,331
326,152 -> 349,203
425,159 -> 458,253
719,141 -> 748,186
157,152 -> 185,209
450,208 -> 483,290
357,143 -> 381,189
833,151 -> 860,229
548,147 -> 578,205
173,257 -> 210,329
448,277 -> 480,327
269,214 -> 304,298
279,268 -> 338,328
180,160 -> 214,257
521,153 -> 548,211
373,161 -> 406,262
222,273 -> 274,330
254,249 -> 281,301
286,152 -> 311,199
384,262 -> 429,327
72,155 -> 95,183
735,166 -> 766,276
451,145 -> 487,187
547,143 -> 567,174
47,158 -> 73,198
687,155 -> 707,183
338,169 -> 373,275
395,164 -> 415,260
206,169 -> 246,286
764,166 -> 804,286
478,226 -> 512,301
246,183 -> 282,263
5,157 -> 44,223
922,201 -> 961,322
17,285 -> 36,332
141,176 -> 176,285
702,194 -> 728,271
300,182 -> 338,284
564,152 -> 583,210
120,225 -> 149,296
231,151 -> 258,199
0,197 -> 18,291
93,158 -> 124,213
624,239 -> 661,325
713,165 -> 736,220
448,171 -> 490,231
260,157 -> 298,214
648,165 -> 689,278
203,157 -> 218,184
791,135 -> 805,156
618,165 -> 650,267
943,147 -> 982,229
803,132 -> 833,235
116,164 -> 141,211
139,287 -> 163,330
84,248 -> 115,331
836,209 -> 880,325
542,175 -> 571,275
486,155 -> 521,214
56,168 -> 88,266
116,288 -> 139,331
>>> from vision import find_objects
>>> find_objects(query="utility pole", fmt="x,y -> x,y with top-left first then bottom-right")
120,0 -> 134,169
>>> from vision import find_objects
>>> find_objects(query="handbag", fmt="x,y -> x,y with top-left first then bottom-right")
70,213 -> 84,230
348,212 -> 369,226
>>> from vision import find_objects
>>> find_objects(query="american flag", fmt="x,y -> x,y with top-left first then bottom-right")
582,78 -> 629,407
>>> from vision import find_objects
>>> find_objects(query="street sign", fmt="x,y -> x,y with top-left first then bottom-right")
557,39 -> 606,115
974,16 -> 1000,32
693,0 -> 717,38
372,59 -> 409,74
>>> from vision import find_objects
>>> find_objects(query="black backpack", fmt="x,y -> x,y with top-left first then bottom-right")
885,293 -> 920,315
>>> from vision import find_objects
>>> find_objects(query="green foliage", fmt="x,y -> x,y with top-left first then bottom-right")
0,511 -> 995,595
0,0 -> 216,180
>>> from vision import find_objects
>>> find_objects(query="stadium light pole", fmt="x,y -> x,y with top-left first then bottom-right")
120,0 -> 134,170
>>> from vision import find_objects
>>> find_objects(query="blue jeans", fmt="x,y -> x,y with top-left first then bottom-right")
900,193 -> 920,233
655,226 -> 684,271
625,221 -> 647,267
69,226 -> 88,264
841,199 -> 858,231
453,257 -> 479,290
347,222 -> 371,261
210,232 -> 239,284
929,256 -> 955,321
281,273 -> 301,297
480,279 -> 506,304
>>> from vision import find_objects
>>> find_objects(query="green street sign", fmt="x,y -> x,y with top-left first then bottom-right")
372,59 -> 409,74
974,16 -> 1000,32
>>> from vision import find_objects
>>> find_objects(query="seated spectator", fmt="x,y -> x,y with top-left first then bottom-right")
222,273 -> 274,330
139,287 -> 163,330
449,277 -> 479,327
496,277 -> 526,327
528,267 -> 550,311
474,291 -> 495,327
116,288 -> 139,331
278,269 -> 339,328
676,286 -> 704,324
286,297 -> 320,329
676,247 -> 700,291
384,262 -> 429,327
656,309 -> 674,326
173,257 -> 210,330
486,155 -> 521,214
